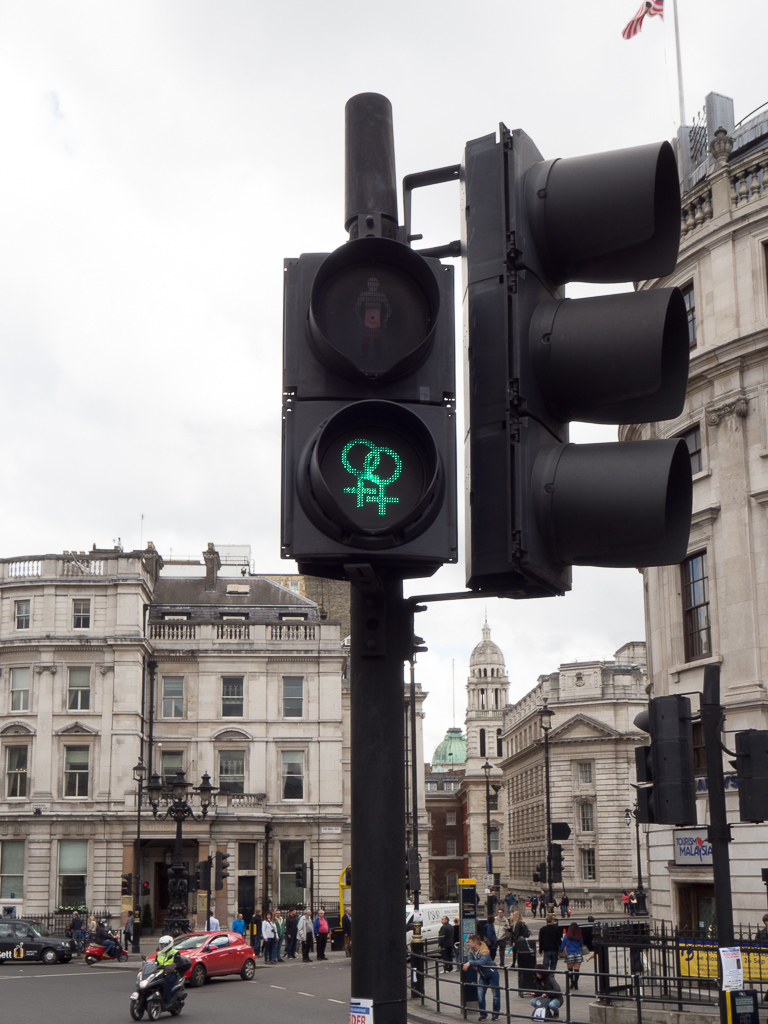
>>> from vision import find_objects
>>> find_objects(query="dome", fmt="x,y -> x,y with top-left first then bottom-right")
469,619 -> 506,670
432,727 -> 467,767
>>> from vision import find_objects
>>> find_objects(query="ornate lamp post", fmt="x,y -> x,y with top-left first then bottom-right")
482,760 -> 501,914
624,805 -> 648,916
146,768 -> 215,936
132,760 -> 148,952
538,700 -> 556,913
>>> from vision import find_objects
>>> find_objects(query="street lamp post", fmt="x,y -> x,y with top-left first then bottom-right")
146,768 -> 215,936
132,760 -> 148,952
624,805 -> 648,916
482,760 -> 501,916
538,701 -> 555,914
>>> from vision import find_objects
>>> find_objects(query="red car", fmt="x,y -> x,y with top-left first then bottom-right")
146,931 -> 256,987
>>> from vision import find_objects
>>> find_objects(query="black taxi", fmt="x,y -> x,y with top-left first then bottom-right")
0,919 -> 73,964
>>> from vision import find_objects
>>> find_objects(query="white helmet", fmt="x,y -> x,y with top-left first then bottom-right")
158,935 -> 174,952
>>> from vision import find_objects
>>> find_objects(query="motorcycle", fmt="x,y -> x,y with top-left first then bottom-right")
84,937 -> 129,964
130,956 -> 191,1020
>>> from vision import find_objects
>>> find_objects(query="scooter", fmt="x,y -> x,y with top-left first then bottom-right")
130,956 -> 190,1020
84,937 -> 129,964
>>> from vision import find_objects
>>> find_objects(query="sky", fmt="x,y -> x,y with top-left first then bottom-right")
1,0 -> 766,759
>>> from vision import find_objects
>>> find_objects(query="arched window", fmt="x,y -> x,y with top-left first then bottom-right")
479,728 -> 486,757
480,688 -> 486,709
496,728 -> 503,757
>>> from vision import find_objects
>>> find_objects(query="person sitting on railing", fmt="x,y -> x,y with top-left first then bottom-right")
530,964 -> 563,1018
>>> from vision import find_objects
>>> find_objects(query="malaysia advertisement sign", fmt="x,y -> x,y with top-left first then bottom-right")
673,828 -> 713,865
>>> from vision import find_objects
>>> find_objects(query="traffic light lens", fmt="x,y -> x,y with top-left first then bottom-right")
301,401 -> 444,546
309,238 -> 439,382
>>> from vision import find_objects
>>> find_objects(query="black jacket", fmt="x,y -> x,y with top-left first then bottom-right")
438,922 -> 454,949
539,923 -> 563,952
342,914 -> 352,937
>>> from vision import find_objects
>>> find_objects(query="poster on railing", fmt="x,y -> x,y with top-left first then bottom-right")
720,947 -> 744,990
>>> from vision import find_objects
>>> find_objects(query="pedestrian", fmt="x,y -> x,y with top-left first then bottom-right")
621,891 -> 630,915
251,910 -> 263,957
124,910 -> 134,950
232,912 -> 246,936
462,933 -> 500,1021
509,910 -> 536,996
559,893 -> 570,918
494,909 -> 509,968
504,888 -> 515,913
756,912 -> 768,942
530,894 -> 539,918
530,963 -> 564,1018
439,915 -> 454,971
628,891 -> 637,917
314,908 -> 330,959
559,921 -> 585,990
342,905 -> 352,958
482,915 -> 499,961
298,909 -> 314,961
538,914 -> 562,974
452,917 -> 462,967
285,909 -> 299,959
262,911 -> 276,962
206,912 -> 220,931
70,910 -> 84,952
539,889 -> 547,918
274,909 -> 286,961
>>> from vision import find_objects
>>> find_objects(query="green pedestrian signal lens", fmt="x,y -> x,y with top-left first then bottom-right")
341,438 -> 403,516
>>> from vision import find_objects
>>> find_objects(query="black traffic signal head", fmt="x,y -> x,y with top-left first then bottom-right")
733,730 -> 768,823
634,696 -> 696,825
214,850 -> 230,891
295,863 -> 308,888
196,859 -> 211,892
121,873 -> 133,896
462,127 -> 692,596
345,867 -> 352,886
533,862 -> 547,884
550,844 -> 564,884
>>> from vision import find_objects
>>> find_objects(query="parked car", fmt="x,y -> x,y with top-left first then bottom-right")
0,919 -> 73,964
145,931 -> 255,986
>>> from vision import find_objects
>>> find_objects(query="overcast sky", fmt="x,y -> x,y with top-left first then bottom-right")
1,1 -> 765,758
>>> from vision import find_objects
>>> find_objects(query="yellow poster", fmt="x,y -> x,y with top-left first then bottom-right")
679,944 -> 768,982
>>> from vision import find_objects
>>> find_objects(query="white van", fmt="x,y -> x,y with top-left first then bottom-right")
406,903 -> 460,944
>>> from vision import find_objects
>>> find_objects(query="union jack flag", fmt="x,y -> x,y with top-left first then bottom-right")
622,0 -> 664,39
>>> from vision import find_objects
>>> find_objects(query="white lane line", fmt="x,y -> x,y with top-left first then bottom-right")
0,971 -> 96,981
298,991 -> 315,997
270,984 -> 286,989
328,998 -> 346,1004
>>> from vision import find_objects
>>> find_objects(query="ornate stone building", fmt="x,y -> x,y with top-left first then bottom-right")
0,543 -> 348,927
500,644 -> 648,916
631,91 -> 768,929
425,727 -> 466,900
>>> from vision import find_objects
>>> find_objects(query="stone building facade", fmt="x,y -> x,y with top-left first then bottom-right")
630,91 -> 768,929
0,543 -> 348,927
500,643 -> 648,916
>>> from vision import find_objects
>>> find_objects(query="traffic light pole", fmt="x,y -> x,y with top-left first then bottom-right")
350,572 -> 407,1024
702,665 -> 734,1024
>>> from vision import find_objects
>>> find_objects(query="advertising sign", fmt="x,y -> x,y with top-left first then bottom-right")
673,829 -> 713,865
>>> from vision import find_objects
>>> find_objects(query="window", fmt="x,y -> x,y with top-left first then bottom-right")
10,668 -> 30,712
14,600 -> 30,630
0,840 -> 24,898
425,782 -> 437,792
162,677 -> 184,718
281,751 -> 304,800
239,843 -> 256,871
58,839 -> 87,906
219,750 -> 245,794
580,803 -> 595,832
578,762 -> 593,785
581,848 -> 596,880
682,552 -> 712,660
496,728 -> 503,757
681,425 -> 703,475
67,668 -> 91,711
446,838 -> 457,857
444,780 -> 460,793
282,677 -> 303,718
479,729 -> 486,758
692,721 -> 707,775
162,751 -> 184,782
222,676 -> 244,717
681,281 -> 696,348
446,871 -> 458,897
488,793 -> 499,810
64,746 -> 90,797
6,747 -> 28,798
490,828 -> 500,853
446,811 -> 456,826
73,599 -> 91,629
279,839 -> 305,904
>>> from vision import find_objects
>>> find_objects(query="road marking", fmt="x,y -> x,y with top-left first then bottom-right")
298,991 -> 315,997
328,998 -> 346,1004
0,971 -> 97,981
270,984 -> 286,989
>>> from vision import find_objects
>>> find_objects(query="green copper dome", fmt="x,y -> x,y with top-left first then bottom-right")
432,727 -> 467,766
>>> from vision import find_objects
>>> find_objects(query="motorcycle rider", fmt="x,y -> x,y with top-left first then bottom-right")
156,935 -> 179,1007
95,919 -> 115,958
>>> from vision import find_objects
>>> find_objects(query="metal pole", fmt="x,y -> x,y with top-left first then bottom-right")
350,575 -> 407,1024
544,727 -> 554,912
634,814 -> 648,915
701,664 -> 733,1024
133,778 -> 142,952
485,767 -> 493,916
410,658 -> 420,910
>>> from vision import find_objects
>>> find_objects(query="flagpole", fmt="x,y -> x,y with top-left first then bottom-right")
671,0 -> 686,126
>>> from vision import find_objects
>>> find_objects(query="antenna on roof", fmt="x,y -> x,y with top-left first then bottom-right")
452,659 -> 455,728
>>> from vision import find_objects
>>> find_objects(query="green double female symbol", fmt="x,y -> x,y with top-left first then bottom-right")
341,438 -> 402,516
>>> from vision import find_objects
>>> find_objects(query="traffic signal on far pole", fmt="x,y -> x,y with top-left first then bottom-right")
295,863 -> 308,888
214,850 -> 230,891
345,867 -> 352,887
462,126 -> 692,596
141,880 -> 150,896
533,862 -> 547,884
281,94 -> 457,582
121,872 -> 132,896
732,730 -> 768,823
634,695 -> 696,825
550,845 -> 564,884
197,858 -> 211,892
